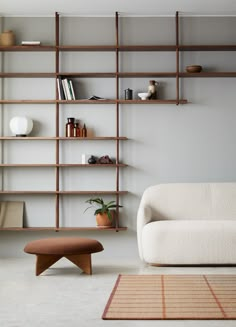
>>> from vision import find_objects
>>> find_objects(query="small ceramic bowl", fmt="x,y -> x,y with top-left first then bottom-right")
186,65 -> 202,73
138,92 -> 149,100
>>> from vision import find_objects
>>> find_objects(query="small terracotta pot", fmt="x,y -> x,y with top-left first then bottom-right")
96,211 -> 115,228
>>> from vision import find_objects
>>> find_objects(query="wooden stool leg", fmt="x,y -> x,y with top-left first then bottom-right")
65,254 -> 92,275
35,254 -> 62,276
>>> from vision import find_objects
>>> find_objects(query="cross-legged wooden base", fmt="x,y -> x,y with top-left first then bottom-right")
35,253 -> 92,276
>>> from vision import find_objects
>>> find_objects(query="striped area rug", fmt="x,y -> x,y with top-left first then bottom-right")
102,274 -> 236,320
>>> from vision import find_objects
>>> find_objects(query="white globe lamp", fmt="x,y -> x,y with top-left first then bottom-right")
9,116 -> 33,137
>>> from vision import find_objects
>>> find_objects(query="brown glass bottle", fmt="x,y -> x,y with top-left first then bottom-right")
66,117 -> 75,137
82,123 -> 87,137
73,122 -> 81,137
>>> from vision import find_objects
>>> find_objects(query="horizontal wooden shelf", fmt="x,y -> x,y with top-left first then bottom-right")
0,99 -> 187,104
0,45 -> 56,52
58,191 -> 128,195
0,191 -> 57,194
0,190 -> 128,195
0,99 -> 116,104
57,99 -> 116,104
118,99 -> 188,104
1,71 -> 236,79
0,71 -> 176,79
0,227 -> 127,231
1,44 -> 236,53
0,164 -> 57,167
55,227 -> 127,231
57,163 -> 128,167
0,72 -> 116,78
0,136 -> 57,140
118,45 -> 176,51
179,45 -> 236,51
57,72 -> 116,78
0,99 -> 56,104
0,99 -> 114,104
59,45 -> 177,52
0,163 -> 128,167
0,73 -> 56,78
0,227 -> 57,231
0,72 -> 56,78
0,136 -> 128,140
180,72 -> 236,77
118,72 -> 176,78
57,45 -> 116,51
58,136 -> 128,140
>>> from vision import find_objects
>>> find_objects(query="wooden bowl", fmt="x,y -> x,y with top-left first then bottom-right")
186,65 -> 202,73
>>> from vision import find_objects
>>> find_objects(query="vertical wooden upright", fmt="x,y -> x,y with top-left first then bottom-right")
55,12 -> 60,230
115,12 -> 120,231
175,11 -> 180,105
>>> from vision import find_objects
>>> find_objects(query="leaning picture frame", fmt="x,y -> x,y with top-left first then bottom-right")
0,201 -> 24,228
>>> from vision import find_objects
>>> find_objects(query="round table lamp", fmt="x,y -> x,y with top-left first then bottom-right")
9,116 -> 33,136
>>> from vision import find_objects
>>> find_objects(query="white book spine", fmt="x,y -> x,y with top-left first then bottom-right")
62,79 -> 68,100
57,78 -> 62,100
69,80 -> 76,100
63,79 -> 72,100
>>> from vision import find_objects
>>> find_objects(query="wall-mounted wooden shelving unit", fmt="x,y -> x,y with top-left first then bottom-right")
0,11 -> 235,231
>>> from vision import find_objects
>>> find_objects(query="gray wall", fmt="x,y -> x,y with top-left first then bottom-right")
1,15 -> 236,258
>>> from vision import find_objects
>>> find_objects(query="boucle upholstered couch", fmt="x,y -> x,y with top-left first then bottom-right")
137,183 -> 236,265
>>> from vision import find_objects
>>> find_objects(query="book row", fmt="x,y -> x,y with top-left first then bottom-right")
57,77 -> 76,100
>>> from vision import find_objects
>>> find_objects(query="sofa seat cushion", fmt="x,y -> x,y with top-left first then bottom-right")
142,220 -> 236,265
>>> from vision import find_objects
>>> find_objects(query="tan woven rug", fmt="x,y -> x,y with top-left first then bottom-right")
102,274 -> 236,320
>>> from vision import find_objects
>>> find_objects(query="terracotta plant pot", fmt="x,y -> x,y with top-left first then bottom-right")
96,211 -> 115,228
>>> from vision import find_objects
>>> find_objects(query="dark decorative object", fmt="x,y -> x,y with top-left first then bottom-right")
88,155 -> 97,164
148,80 -> 159,99
97,155 -> 113,164
124,88 -> 133,100
186,65 -> 202,73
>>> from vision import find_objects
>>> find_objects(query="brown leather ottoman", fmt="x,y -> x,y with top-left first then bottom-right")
24,237 -> 104,276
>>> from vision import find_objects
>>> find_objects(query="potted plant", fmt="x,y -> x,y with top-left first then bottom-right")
84,197 -> 123,228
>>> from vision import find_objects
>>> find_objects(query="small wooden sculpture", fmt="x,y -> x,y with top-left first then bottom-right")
148,80 -> 159,99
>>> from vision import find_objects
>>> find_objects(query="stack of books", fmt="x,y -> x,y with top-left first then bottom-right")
57,77 -> 76,100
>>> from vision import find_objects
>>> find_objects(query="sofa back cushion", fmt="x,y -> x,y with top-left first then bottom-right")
142,183 -> 236,221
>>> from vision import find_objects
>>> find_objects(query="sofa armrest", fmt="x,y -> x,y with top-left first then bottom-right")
137,204 -> 152,261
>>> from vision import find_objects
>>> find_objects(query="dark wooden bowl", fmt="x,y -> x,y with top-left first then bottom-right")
186,65 -> 202,73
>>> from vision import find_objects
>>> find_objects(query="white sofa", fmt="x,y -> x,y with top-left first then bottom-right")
137,183 -> 236,265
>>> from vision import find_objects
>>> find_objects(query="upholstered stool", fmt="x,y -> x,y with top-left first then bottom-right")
24,237 -> 104,276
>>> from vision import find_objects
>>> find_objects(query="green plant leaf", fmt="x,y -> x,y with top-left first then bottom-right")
107,211 -> 113,221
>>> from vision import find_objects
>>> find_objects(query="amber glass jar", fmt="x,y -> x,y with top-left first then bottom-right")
73,123 -> 81,137
66,117 -> 75,137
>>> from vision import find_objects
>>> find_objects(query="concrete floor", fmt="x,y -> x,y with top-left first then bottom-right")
1,256 -> 236,327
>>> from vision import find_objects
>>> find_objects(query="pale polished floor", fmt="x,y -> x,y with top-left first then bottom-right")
1,256 -> 236,327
